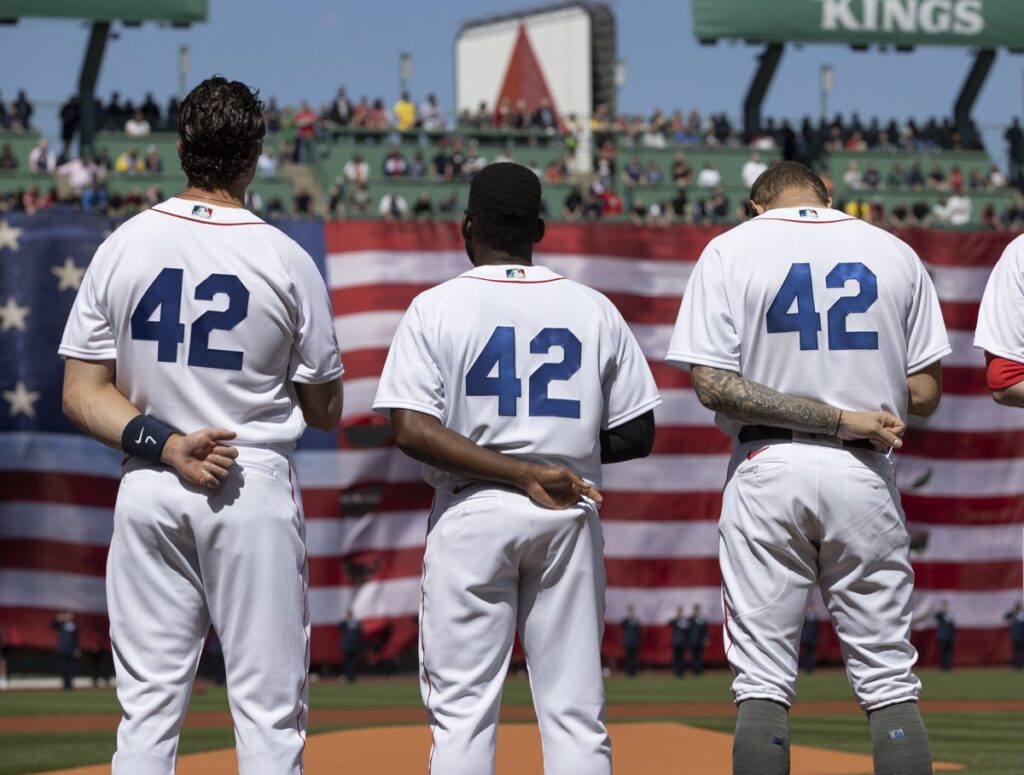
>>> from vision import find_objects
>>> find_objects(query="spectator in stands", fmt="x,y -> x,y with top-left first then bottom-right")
0,143 -> 17,170
935,600 -> 956,671
115,148 -> 144,175
889,205 -> 912,228
1006,601 -> 1024,670
293,190 -> 313,218
1002,192 -> 1024,230
886,162 -> 905,188
629,196 -> 647,226
927,162 -> 947,190
696,161 -> 721,189
842,160 -> 863,190
0,90 -> 7,130
329,87 -> 351,126
449,140 -> 467,180
544,159 -> 567,183
264,97 -> 282,134
492,146 -> 515,165
12,90 -> 32,130
420,93 -> 445,132
935,184 -> 972,226
295,101 -> 318,163
563,186 -> 584,222
644,160 -> 664,185
124,110 -> 151,138
862,165 -> 882,189
670,186 -> 688,221
27,138 -> 56,173
949,165 -> 964,191
140,92 -> 161,126
532,97 -> 557,131
968,169 -> 987,191
667,608 -> 689,677
383,145 -> 408,178
412,192 -> 434,220
164,95 -> 180,128
462,142 -> 486,179
438,189 -> 459,215
621,606 -> 642,677
407,150 -> 427,178
906,161 -> 926,189
257,147 -> 278,178
432,141 -> 453,180
59,95 -> 80,157
595,140 -> 617,189
741,150 -> 767,189
51,611 -> 80,690
706,185 -> 730,223
337,154 -> 368,190
368,99 -> 390,129
143,145 -> 163,174
347,181 -> 372,215
393,91 -> 417,132
94,146 -> 112,174
103,91 -> 124,130
378,191 -> 408,221
989,165 -> 1007,189
511,98 -> 531,130
621,154 -> 644,204
670,150 -> 693,186
57,153 -> 99,196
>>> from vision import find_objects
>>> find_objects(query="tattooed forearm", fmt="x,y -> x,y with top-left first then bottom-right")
691,366 -> 840,434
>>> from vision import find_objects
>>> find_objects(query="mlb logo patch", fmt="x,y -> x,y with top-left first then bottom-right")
798,208 -> 819,219
888,728 -> 906,740
191,205 -> 214,219
506,268 -> 526,279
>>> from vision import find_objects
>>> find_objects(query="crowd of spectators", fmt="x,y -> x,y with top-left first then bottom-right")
0,90 -> 33,132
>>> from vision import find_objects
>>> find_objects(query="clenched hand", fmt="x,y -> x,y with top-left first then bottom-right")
161,428 -> 239,488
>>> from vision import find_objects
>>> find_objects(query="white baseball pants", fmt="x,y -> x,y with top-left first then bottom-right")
107,445 -> 309,775
419,486 -> 611,775
720,437 -> 922,711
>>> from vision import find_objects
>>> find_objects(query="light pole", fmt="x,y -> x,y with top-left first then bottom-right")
820,64 -> 834,123
178,45 -> 190,102
399,52 -> 412,97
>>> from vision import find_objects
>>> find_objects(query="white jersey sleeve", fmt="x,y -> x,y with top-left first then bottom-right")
665,240 -> 741,372
285,242 -> 344,384
602,302 -> 661,429
59,242 -> 117,360
373,298 -> 446,420
904,242 -> 953,373
974,234 -> 1024,361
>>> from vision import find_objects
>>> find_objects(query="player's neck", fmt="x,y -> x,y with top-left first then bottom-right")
179,184 -> 247,209
471,250 -> 533,267
763,196 -> 829,212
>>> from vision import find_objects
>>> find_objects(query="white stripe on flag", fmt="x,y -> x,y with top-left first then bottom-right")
0,503 -> 113,546
924,263 -> 992,304
0,433 -> 121,476
305,511 -> 429,554
309,576 -> 422,624
0,570 -> 107,614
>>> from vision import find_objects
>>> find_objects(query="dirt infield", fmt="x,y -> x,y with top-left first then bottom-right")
38,722 -> 964,775
4,698 -> 1020,734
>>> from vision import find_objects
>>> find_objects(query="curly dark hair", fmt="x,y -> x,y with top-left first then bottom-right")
466,162 -> 543,255
178,76 -> 265,191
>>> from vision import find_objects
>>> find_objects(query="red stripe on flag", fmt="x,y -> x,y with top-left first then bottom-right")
0,472 -> 118,506
0,539 -> 107,577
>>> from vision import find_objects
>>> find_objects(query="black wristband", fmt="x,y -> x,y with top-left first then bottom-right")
121,415 -> 176,465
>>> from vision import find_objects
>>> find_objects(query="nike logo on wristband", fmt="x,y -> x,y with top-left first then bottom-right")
135,428 -> 156,446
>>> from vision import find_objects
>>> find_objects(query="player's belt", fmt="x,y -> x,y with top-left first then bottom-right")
738,425 -> 878,452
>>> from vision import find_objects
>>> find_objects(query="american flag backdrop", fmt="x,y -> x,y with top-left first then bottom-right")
1,211 -> 1022,667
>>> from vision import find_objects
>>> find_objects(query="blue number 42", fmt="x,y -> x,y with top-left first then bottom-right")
466,326 -> 582,418
766,262 -> 878,351
130,268 -> 250,370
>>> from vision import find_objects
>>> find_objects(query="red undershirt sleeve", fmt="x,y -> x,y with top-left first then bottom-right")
985,352 -> 1024,391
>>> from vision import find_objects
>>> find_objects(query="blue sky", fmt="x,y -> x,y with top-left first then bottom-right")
2,0 -> 1022,156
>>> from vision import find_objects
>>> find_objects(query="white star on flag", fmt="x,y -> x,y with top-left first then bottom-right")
0,297 -> 30,332
3,380 -> 41,419
0,220 -> 23,251
52,257 -> 86,292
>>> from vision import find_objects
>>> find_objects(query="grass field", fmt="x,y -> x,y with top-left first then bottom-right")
1,668 -> 1022,774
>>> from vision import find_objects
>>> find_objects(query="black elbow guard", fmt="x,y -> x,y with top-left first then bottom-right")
600,410 -> 656,464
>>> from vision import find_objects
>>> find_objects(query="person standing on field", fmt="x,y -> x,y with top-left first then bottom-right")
667,161 -> 950,775
60,77 -> 343,775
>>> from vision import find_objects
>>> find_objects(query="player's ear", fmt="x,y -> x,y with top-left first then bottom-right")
748,200 -> 765,216
825,195 -> 833,209
534,218 -> 545,244
460,212 -> 472,241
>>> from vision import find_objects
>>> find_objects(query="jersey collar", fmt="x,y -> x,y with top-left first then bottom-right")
150,197 -> 266,226
459,264 -> 564,284
753,206 -> 854,224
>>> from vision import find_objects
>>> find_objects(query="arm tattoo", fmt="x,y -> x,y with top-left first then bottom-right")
691,366 -> 840,435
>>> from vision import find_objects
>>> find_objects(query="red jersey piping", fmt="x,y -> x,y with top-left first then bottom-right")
458,276 -> 565,285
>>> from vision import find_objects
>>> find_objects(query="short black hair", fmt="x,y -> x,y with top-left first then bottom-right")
749,161 -> 828,207
466,162 -> 542,255
178,76 -> 265,190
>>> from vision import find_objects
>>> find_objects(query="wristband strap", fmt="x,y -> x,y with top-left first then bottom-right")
121,415 -> 176,465
834,410 -> 843,437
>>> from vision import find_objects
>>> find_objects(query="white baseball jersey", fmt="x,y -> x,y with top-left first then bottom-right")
666,206 -> 951,433
372,263 -> 661,488
975,233 -> 1024,361
59,197 -> 343,443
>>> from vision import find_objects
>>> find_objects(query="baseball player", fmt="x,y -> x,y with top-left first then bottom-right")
373,162 -> 660,775
59,77 -> 342,775
975,232 -> 1024,407
667,161 -> 951,775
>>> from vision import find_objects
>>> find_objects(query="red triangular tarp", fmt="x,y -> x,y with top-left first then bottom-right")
495,23 -> 560,123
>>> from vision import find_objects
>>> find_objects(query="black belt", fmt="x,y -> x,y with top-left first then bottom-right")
738,425 -> 878,452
